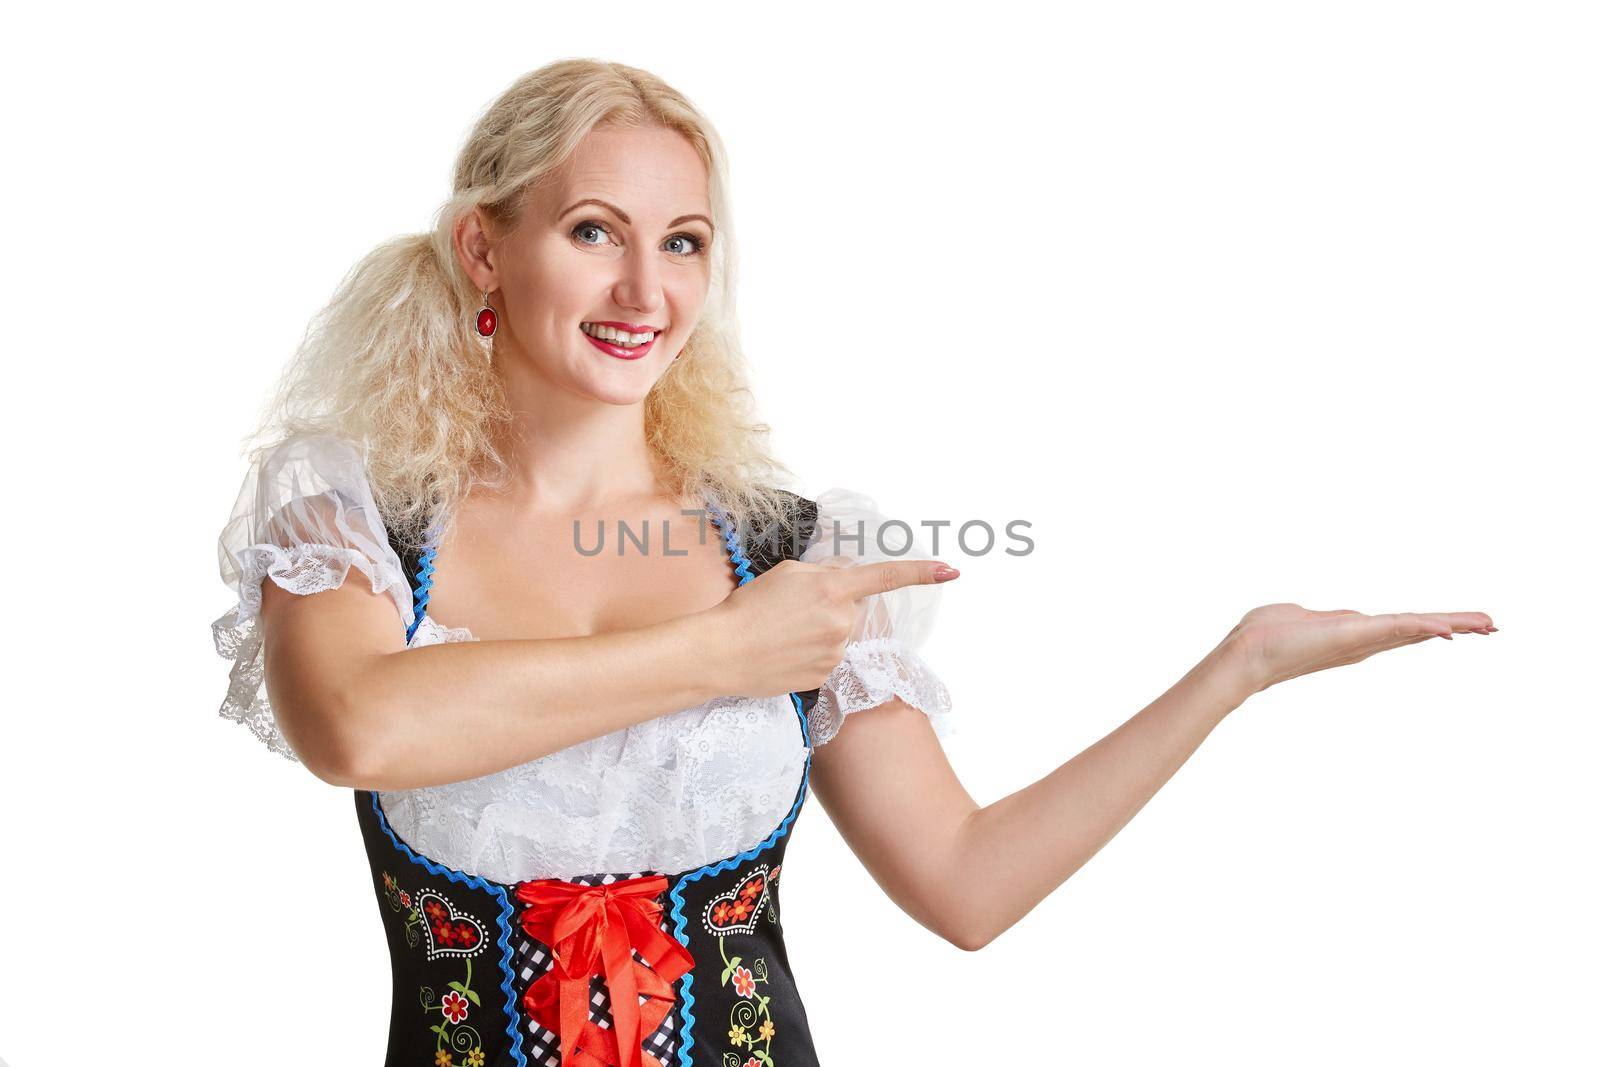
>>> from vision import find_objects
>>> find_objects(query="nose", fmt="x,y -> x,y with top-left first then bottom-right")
612,244 -> 666,320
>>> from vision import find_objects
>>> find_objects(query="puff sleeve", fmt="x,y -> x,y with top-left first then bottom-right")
209,433 -> 414,760
799,487 -> 955,747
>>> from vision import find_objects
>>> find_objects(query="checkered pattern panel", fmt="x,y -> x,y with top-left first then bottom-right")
512,870 -> 679,1067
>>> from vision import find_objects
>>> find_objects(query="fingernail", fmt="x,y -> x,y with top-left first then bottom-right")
933,564 -> 960,581
1439,632 -> 1453,640
1486,626 -> 1498,632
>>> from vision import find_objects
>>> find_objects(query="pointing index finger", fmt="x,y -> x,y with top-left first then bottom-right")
835,559 -> 959,600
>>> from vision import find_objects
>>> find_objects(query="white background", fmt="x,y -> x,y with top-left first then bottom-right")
2,1 -> 1595,1063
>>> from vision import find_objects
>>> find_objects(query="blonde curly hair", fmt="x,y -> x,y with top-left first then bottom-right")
238,58 -> 805,558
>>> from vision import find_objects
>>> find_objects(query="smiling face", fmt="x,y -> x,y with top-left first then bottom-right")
481,125 -> 714,405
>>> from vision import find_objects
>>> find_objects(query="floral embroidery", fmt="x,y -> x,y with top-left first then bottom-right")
418,891 -> 486,958
441,990 -> 471,1024
702,862 -> 785,1064
702,864 -> 772,936
732,966 -> 757,998
381,869 -> 490,1066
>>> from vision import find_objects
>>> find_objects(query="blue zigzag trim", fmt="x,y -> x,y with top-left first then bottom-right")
367,792 -> 528,1067
405,544 -> 437,645
705,498 -> 756,586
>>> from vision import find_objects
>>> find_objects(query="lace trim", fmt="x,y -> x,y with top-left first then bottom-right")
378,693 -> 808,882
210,541 -> 412,761
412,613 -> 478,644
807,636 -> 954,748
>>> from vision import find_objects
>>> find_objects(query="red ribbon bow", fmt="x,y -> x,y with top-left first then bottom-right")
515,874 -> 695,1067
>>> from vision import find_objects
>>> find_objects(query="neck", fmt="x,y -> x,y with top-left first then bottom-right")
482,355 -> 668,509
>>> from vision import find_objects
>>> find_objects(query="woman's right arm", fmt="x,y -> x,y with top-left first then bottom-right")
261,575 -> 732,790
260,555 -> 956,791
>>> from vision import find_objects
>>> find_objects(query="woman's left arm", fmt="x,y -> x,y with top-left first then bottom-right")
807,604 -> 1493,951
808,651 -> 1247,951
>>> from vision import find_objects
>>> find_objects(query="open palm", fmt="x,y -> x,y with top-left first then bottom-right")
1225,603 -> 1496,695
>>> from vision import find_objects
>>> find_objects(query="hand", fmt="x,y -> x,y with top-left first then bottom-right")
1217,602 -> 1497,698
708,557 -> 960,698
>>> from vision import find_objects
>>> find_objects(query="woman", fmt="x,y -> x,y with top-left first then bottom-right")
211,59 -> 1494,1067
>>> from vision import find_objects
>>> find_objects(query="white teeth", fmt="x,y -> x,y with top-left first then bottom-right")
581,322 -> 657,346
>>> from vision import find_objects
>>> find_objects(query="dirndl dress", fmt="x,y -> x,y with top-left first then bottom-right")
360,493 -> 823,1067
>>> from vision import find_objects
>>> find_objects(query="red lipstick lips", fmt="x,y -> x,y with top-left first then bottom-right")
580,322 -> 661,361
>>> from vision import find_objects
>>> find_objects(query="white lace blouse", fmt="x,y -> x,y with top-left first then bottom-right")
210,434 -> 954,883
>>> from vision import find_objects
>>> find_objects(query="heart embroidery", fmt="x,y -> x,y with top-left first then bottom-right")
418,890 -> 487,960
702,863 -> 772,936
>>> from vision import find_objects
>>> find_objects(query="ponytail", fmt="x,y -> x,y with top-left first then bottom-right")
243,225 -> 511,558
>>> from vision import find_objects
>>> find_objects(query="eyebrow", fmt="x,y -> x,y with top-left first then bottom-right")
557,197 -> 714,236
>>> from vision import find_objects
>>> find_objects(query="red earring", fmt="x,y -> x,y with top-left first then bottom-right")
475,290 -> 497,338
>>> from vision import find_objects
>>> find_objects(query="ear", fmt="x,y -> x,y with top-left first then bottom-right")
451,207 -> 499,294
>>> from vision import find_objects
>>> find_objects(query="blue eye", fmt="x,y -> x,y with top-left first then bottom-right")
570,220 -> 706,257
572,221 -> 611,247
664,233 -> 705,256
